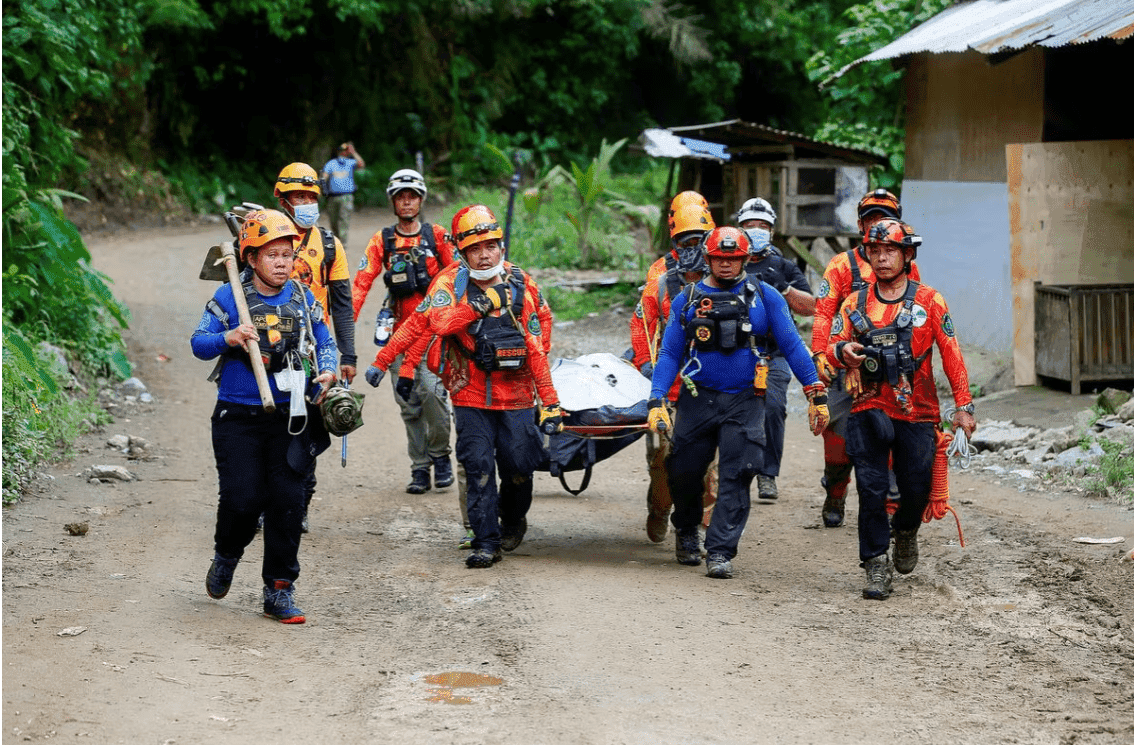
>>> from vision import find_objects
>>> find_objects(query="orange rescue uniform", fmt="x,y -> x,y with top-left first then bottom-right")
352,223 -> 457,327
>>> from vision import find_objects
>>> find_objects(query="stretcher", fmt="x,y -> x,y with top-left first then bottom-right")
541,353 -> 651,495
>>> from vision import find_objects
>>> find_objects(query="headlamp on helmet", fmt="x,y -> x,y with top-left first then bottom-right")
386,168 -> 427,200
274,163 -> 322,198
864,218 -> 921,262
735,197 -> 777,227
702,226 -> 750,259
451,204 -> 504,252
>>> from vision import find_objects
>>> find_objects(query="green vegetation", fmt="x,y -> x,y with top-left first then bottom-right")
543,284 -> 641,322
1084,439 -> 1134,505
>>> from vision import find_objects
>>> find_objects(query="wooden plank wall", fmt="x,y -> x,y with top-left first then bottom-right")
1008,140 -> 1134,385
905,49 -> 1044,182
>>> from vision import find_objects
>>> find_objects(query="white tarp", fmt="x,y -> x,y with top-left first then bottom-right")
550,353 -> 652,412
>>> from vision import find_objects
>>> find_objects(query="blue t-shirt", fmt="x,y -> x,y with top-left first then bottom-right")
322,156 -> 358,196
191,281 -> 338,406
650,276 -> 818,399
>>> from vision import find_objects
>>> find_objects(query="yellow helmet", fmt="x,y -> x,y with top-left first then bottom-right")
451,204 -> 503,252
668,203 -> 715,239
668,190 -> 708,217
239,209 -> 299,263
274,162 -> 321,198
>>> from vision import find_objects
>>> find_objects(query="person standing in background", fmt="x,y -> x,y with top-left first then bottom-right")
321,142 -> 365,249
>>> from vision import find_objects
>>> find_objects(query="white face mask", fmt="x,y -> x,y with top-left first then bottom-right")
468,261 -> 504,281
744,227 -> 772,253
291,203 -> 320,229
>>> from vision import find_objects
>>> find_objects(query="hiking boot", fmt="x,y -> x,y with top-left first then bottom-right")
705,554 -> 733,579
646,508 -> 670,543
893,528 -> 919,574
757,474 -> 778,500
862,554 -> 893,601
406,469 -> 431,495
433,457 -> 455,488
465,548 -> 502,568
821,493 -> 845,528
459,528 -> 475,550
205,553 -> 239,600
675,529 -> 703,566
263,580 -> 306,624
500,518 -> 527,552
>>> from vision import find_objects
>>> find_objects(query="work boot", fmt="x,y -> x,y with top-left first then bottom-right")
433,457 -> 455,488
893,528 -> 919,574
646,508 -> 670,543
862,554 -> 893,601
821,493 -> 845,528
820,465 -> 852,528
465,547 -> 502,568
500,518 -> 527,552
674,528 -> 703,566
757,474 -> 778,501
263,580 -> 306,624
458,528 -> 474,550
705,554 -> 733,579
300,509 -> 310,534
406,469 -> 431,495
205,553 -> 239,600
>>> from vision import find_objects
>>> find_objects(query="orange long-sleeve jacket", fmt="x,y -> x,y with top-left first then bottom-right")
824,280 -> 971,423
352,222 -> 457,328
409,262 -> 556,410
629,270 -> 686,401
811,246 -> 919,356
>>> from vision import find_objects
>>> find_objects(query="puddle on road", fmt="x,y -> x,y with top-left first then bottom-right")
424,671 -> 504,705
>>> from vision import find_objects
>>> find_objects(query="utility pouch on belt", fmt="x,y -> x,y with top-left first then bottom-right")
472,325 -> 528,372
384,254 -> 430,297
689,292 -> 751,352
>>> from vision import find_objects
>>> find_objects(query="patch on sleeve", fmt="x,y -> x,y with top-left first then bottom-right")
527,313 -> 541,336
831,313 -> 844,336
817,279 -> 831,299
941,312 -> 956,337
415,297 -> 430,313
357,256 -> 368,272
431,289 -> 453,308
634,302 -> 644,318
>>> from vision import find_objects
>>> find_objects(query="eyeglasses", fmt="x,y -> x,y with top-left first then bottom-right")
674,233 -> 704,249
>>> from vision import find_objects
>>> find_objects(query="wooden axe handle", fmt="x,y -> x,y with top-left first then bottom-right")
220,242 -> 276,413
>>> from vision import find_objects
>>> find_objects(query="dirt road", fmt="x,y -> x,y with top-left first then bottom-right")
4,215 -> 1133,744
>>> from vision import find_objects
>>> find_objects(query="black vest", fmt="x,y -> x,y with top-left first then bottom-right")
845,281 -> 929,385
382,223 -> 438,297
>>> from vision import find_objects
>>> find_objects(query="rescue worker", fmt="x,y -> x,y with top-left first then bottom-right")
648,226 -> 830,580
629,202 -> 714,541
810,189 -> 917,528
192,209 -> 338,624
823,219 -> 976,600
417,204 -> 560,568
274,162 -> 357,531
354,169 -> 458,494
735,197 -> 816,501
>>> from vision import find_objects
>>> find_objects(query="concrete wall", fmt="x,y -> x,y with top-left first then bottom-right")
901,180 -> 1013,354
905,50 -> 1044,183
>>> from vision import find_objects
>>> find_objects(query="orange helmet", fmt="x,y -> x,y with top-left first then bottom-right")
274,163 -> 322,198
669,191 -> 709,219
864,218 -> 921,260
702,226 -> 750,259
669,204 -> 715,239
451,204 -> 503,252
239,209 -> 299,262
857,188 -> 901,221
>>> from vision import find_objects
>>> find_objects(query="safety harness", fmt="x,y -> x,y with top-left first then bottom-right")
847,246 -> 869,293
455,265 -> 529,373
381,223 -> 438,297
295,226 -> 338,289
678,278 -> 769,354
843,280 -> 929,387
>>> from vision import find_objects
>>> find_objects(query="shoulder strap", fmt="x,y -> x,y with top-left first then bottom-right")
418,222 -> 435,253
848,246 -> 866,292
381,226 -> 396,264
317,227 -> 336,287
677,283 -> 698,328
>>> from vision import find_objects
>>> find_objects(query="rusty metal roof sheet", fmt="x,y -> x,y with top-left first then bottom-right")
661,120 -> 888,165
837,0 -> 1134,78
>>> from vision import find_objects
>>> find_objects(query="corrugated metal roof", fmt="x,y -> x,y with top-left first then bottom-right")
664,119 -> 888,165
836,0 -> 1134,79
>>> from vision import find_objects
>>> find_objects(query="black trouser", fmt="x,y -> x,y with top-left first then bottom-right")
211,402 -> 305,584
667,386 -> 764,560
844,409 -> 935,562
758,355 -> 791,477
454,406 -> 545,552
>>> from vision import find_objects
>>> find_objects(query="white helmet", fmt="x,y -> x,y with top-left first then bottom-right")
386,169 -> 427,200
736,197 -> 776,227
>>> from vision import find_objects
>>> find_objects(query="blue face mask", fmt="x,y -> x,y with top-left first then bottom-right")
291,203 -> 320,229
744,227 -> 771,254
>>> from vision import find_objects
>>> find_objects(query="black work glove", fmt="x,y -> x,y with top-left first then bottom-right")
394,376 -> 415,402
468,284 -> 508,317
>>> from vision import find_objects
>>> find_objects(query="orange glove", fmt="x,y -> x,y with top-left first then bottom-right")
803,382 -> 829,436
647,398 -> 672,436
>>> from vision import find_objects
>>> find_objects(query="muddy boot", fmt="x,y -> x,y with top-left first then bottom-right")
205,553 -> 239,600
433,457 -> 455,489
500,518 -> 527,552
646,507 -> 670,543
820,462 -> 853,528
757,474 -> 778,501
675,528 -> 703,566
893,528 -> 919,574
705,554 -> 733,579
465,548 -> 502,568
862,554 -> 893,601
406,469 -> 431,495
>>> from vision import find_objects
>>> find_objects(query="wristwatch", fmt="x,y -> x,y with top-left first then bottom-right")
955,403 -> 975,415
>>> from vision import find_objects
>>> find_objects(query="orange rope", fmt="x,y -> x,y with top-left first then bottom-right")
924,428 -> 965,547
